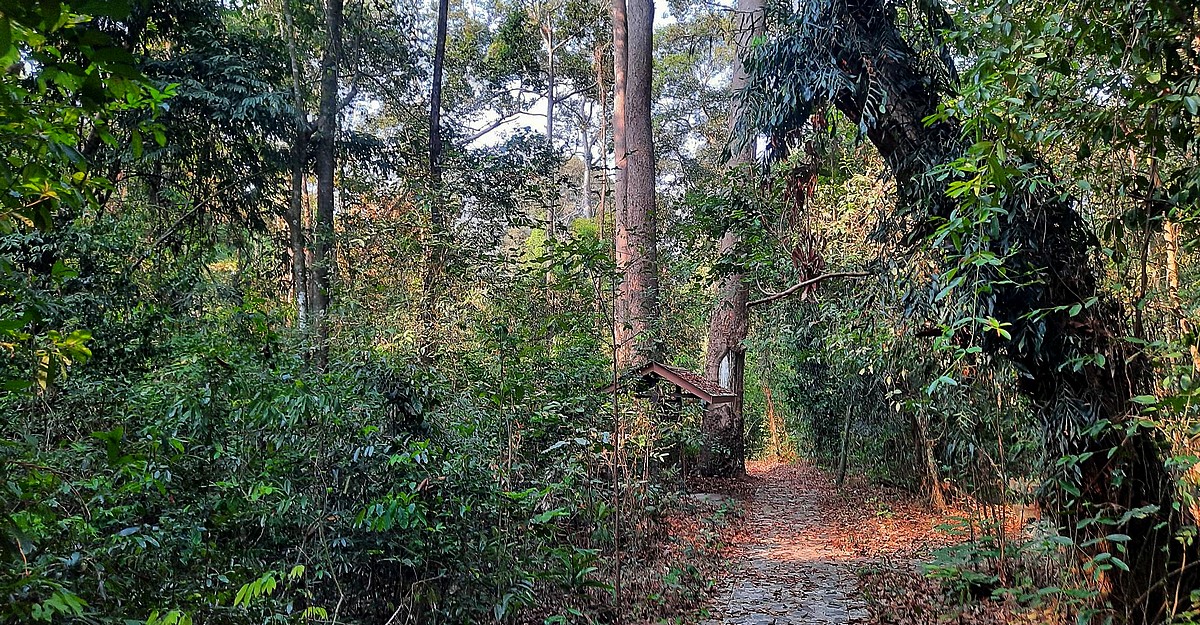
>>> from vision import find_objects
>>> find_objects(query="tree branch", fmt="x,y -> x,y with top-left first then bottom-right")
747,271 -> 871,308
460,84 -> 595,144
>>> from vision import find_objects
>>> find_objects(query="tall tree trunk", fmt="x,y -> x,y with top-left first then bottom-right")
280,0 -> 310,329
421,0 -> 450,363
1164,219 -> 1200,372
698,0 -> 761,477
836,402 -> 852,486
699,230 -> 749,475
312,0 -> 343,369
289,134 -> 309,328
788,0 -> 1193,614
762,382 -> 781,458
914,404 -> 946,510
612,0 -> 660,368
580,117 -> 593,219
596,41 -> 609,240
611,0 -> 627,251
429,0 -> 448,187
1164,218 -> 1200,528
545,21 -> 555,147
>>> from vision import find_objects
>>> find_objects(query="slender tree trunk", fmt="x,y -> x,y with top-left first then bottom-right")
1164,218 -> 1200,527
421,0 -> 450,364
612,0 -> 659,368
545,21 -> 555,147
698,0 -> 761,477
1164,219 -> 1200,372
596,42 -> 609,240
914,404 -> 946,510
312,0 -> 343,369
580,118 -> 593,218
429,0 -> 448,187
762,383 -> 781,457
836,402 -> 852,486
289,135 -> 309,328
280,0 -> 310,329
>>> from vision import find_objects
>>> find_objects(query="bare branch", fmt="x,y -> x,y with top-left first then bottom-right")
747,271 -> 871,308
459,84 -> 596,144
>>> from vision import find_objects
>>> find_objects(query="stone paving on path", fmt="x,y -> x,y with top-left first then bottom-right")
698,464 -> 869,625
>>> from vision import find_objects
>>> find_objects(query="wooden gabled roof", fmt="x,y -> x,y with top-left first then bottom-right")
602,361 -> 737,405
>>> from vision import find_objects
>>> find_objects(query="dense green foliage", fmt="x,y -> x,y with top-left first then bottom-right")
3,0 -> 1200,622
0,2 -> 707,623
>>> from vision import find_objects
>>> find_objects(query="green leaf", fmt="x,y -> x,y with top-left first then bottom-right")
531,508 -> 568,524
1184,95 -> 1200,116
233,583 -> 249,607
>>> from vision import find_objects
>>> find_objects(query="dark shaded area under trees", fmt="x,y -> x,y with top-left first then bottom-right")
738,0 -> 1198,618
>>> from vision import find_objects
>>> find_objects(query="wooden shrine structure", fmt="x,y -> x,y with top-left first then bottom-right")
602,361 -> 736,406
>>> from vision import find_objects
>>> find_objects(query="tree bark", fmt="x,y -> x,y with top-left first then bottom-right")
280,0 -> 310,330
580,116 -> 593,218
429,0 -> 448,188
699,231 -> 750,475
836,402 -> 852,486
288,133 -> 309,328
698,0 -> 761,477
1164,219 -> 1200,372
611,0 -> 659,368
762,382 -> 781,457
312,0 -> 343,369
914,404 -> 946,510
596,41 -> 609,240
611,0 -> 627,261
545,19 -> 555,147
420,0 -> 450,364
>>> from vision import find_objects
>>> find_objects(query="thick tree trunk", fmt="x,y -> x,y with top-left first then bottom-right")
698,0 -> 761,477
812,0 -> 1191,614
312,0 -> 343,369
611,0 -> 659,368
699,231 -> 750,475
420,0 -> 450,364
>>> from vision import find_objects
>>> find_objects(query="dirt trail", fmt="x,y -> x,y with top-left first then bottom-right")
698,463 -> 870,625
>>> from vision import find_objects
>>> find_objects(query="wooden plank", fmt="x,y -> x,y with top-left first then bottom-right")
599,361 -> 737,404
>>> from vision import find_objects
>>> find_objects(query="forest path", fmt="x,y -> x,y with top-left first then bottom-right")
698,462 -> 869,625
